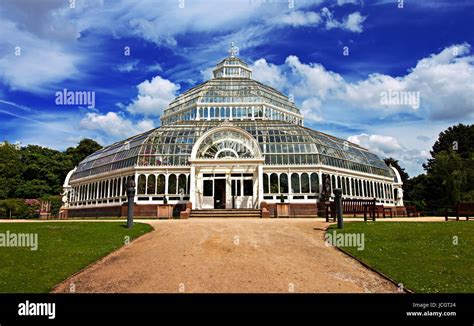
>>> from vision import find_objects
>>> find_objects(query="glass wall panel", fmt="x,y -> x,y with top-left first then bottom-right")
168,174 -> 177,194
138,175 -> 146,195
147,175 -> 156,195
157,174 -> 165,194
301,173 -> 310,193
280,173 -> 289,193
291,173 -> 300,193
270,173 -> 279,194
310,173 -> 319,193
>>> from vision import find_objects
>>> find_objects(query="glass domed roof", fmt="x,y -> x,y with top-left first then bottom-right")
71,120 -> 392,180
71,45 -> 392,181
160,45 -> 302,126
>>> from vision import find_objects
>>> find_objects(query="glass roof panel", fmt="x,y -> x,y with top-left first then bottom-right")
71,120 -> 391,180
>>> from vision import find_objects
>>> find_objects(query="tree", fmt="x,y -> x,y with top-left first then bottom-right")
15,180 -> 53,199
65,138 -> 102,167
18,145 -> 74,197
404,124 -> 473,213
384,157 -> 409,182
424,124 -> 474,172
429,150 -> 464,207
0,142 -> 22,199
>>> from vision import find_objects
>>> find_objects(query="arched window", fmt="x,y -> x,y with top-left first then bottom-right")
157,174 -> 166,194
138,175 -> 146,195
337,176 -> 341,191
147,175 -> 156,195
331,175 -> 336,194
310,173 -> 319,193
355,179 -> 359,197
168,174 -> 177,194
178,174 -> 187,195
122,177 -> 127,196
301,173 -> 310,193
280,173 -> 289,193
263,173 -> 269,194
291,173 -> 300,193
270,173 -> 279,194
342,177 -> 346,195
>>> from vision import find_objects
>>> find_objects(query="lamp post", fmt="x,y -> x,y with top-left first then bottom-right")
127,177 -> 136,229
334,188 -> 344,229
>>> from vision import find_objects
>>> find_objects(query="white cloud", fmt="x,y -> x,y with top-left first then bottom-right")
301,97 -> 324,122
348,133 -> 403,155
261,43 -> 474,123
321,8 -> 366,33
200,66 -> 215,82
117,60 -> 139,72
147,63 -> 163,72
343,12 -> 366,33
126,75 -> 180,116
337,0 -> 359,5
285,55 -> 344,99
80,112 -> 155,138
275,10 -> 322,27
0,20 -> 82,92
251,59 -> 287,89
0,0 -> 368,91
348,133 -> 431,176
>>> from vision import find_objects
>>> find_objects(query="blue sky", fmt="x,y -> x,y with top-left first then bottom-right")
0,0 -> 473,176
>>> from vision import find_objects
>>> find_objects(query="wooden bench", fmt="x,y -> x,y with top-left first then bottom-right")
405,205 -> 419,217
326,198 -> 376,222
445,202 -> 474,221
377,205 -> 393,218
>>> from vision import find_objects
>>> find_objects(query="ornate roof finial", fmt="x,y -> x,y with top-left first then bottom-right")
228,42 -> 239,58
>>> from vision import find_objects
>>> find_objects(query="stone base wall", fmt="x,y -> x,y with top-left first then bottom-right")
265,203 -> 318,218
66,204 -> 178,218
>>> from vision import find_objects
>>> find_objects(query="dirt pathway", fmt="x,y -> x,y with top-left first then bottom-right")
53,218 -> 399,293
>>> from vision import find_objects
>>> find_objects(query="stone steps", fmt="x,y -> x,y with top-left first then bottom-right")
189,209 -> 262,218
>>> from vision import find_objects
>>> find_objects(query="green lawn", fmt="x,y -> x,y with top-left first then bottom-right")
0,222 -> 153,293
328,222 -> 474,293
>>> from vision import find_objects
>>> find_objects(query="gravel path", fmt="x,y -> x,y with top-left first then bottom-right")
53,218 -> 399,293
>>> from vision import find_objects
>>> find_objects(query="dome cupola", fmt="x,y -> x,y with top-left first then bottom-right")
212,43 -> 252,79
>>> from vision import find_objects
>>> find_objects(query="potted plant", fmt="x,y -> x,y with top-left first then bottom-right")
157,195 -> 172,218
276,194 -> 290,218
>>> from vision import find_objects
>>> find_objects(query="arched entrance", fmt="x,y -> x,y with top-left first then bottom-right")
189,123 -> 264,209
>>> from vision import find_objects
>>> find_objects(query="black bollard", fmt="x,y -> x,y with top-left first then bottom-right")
334,188 -> 343,229
126,178 -> 136,229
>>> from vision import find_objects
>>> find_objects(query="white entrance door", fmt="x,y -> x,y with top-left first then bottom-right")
230,174 -> 254,208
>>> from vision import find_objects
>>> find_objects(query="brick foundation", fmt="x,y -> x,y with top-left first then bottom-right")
265,203 -> 318,218
65,204 -> 186,218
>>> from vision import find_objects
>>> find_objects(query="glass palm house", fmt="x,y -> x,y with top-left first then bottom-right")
61,45 -> 404,218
